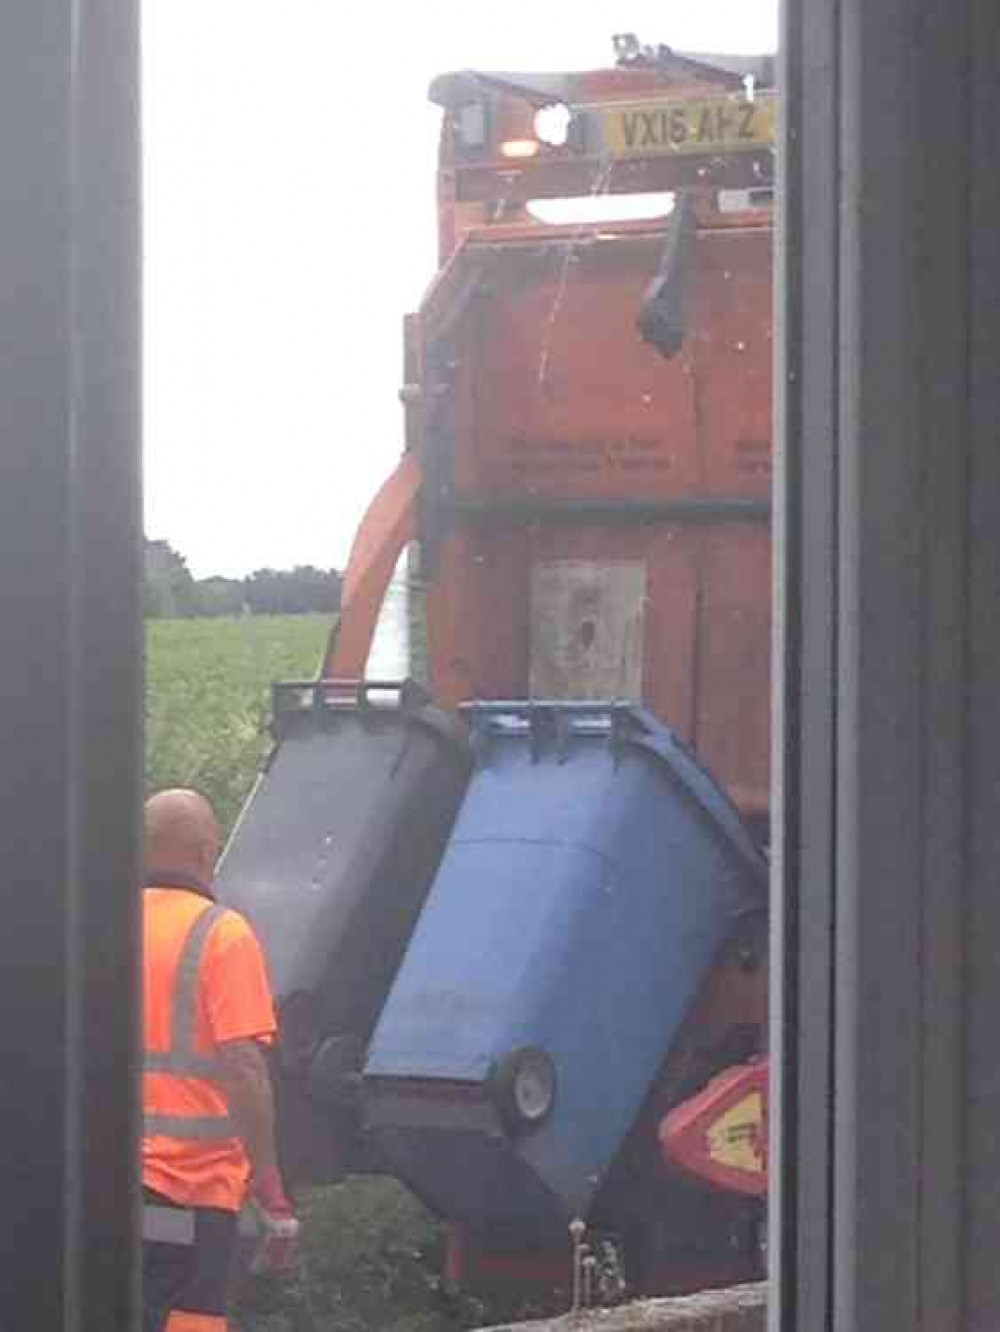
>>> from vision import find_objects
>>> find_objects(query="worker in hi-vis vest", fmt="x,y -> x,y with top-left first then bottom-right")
141,789 -> 299,1332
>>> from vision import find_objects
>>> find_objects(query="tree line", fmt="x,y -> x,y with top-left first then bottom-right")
144,538 -> 342,619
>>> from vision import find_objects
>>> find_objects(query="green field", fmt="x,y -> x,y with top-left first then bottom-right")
145,613 -> 331,832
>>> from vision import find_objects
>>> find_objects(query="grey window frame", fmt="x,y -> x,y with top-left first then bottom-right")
4,0 -> 1000,1328
0,1 -> 142,1325
775,0 -> 1000,1328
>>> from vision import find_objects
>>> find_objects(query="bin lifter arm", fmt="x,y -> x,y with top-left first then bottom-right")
323,452 -> 422,678
659,1056 -> 768,1198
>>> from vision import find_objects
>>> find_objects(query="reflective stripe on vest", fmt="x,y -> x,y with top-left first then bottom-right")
142,1203 -> 196,1246
144,902 -> 235,1141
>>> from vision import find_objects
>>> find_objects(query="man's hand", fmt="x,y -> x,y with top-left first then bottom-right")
217,1039 -> 301,1274
250,1164 -> 301,1275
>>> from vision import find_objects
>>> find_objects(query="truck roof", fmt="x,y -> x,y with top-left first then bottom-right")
429,50 -> 776,108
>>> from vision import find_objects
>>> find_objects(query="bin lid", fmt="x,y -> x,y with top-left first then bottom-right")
463,701 -> 767,899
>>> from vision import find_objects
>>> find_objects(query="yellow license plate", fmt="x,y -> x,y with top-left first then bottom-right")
602,93 -> 776,158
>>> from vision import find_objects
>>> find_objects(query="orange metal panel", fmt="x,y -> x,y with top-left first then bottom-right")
457,236 -> 700,504
690,229 -> 773,499
417,215 -> 772,814
427,528 -> 531,707
447,224 -> 771,507
427,524 -> 709,746
692,526 -> 772,816
643,527 -> 701,740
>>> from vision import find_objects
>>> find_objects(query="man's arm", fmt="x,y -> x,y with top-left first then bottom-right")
217,1037 -> 278,1177
218,1036 -> 299,1270
205,917 -> 298,1268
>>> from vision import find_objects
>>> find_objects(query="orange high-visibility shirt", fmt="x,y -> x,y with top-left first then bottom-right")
142,885 -> 277,1212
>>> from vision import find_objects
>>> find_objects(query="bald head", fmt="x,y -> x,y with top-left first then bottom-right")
143,789 -> 222,884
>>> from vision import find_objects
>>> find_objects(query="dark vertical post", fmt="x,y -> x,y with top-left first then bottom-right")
0,1 -> 142,1327
777,0 -> 994,1328
834,3 -> 969,1325
964,7 -> 1000,1327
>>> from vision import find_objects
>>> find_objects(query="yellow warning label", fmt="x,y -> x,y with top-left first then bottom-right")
706,1092 -> 765,1174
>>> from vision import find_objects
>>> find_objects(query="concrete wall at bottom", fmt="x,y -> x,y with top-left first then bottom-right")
482,1282 -> 767,1332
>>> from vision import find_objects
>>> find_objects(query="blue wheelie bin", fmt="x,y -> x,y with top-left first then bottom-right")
361,702 -> 766,1230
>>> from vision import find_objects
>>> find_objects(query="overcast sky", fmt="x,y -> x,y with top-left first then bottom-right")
142,1 -> 778,579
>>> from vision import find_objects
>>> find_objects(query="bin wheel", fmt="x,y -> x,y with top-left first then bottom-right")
488,1046 -> 557,1132
307,1033 -> 364,1111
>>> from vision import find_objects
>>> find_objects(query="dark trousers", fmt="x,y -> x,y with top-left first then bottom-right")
142,1187 -> 237,1332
